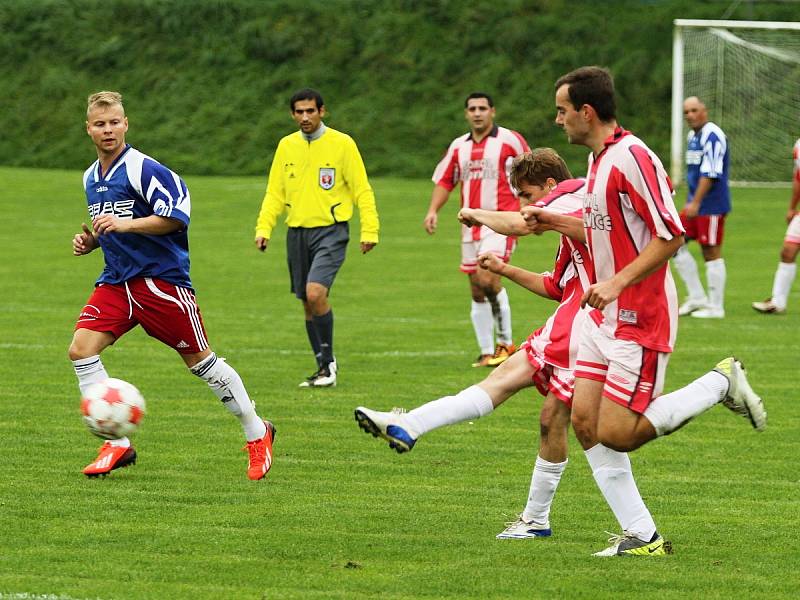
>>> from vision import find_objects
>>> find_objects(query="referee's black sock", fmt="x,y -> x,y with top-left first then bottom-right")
313,310 -> 334,368
304,319 -> 322,367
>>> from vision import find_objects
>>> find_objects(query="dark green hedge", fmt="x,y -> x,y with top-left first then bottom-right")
1,0 -> 796,177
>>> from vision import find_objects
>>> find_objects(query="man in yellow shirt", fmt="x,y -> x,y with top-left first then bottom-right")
255,89 -> 379,387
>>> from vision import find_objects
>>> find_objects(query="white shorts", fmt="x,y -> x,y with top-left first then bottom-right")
785,213 -> 800,245
574,318 -> 670,414
460,229 -> 516,274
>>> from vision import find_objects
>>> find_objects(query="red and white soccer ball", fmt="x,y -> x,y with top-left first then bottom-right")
80,378 -> 146,440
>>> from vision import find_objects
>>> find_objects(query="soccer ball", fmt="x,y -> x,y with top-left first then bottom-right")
80,378 -> 146,440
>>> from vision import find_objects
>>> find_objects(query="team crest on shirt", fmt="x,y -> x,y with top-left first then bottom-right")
319,168 -> 335,190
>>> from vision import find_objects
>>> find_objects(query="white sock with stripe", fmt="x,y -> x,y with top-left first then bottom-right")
191,353 -> 266,441
672,245 -> 707,302
521,456 -> 567,528
492,288 -> 513,346
471,300 -> 495,355
584,444 -> 656,542
705,258 -> 726,311
771,261 -> 796,309
72,355 -> 109,397
404,385 -> 494,436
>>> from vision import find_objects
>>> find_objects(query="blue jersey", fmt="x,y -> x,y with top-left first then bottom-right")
82,145 -> 192,288
685,122 -> 731,215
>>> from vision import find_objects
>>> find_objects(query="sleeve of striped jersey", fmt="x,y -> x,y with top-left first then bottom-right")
140,159 -> 190,225
699,131 -> 726,179
541,271 -> 563,301
793,140 -> 800,179
626,146 -> 684,239
431,141 -> 459,191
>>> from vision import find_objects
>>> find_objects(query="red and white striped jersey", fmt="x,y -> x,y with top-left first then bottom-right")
582,127 -> 684,352
432,125 -> 529,242
527,179 -> 595,369
793,138 -> 800,184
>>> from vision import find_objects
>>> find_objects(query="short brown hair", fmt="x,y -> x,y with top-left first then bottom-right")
87,91 -> 124,117
555,66 -> 616,122
510,148 -> 572,189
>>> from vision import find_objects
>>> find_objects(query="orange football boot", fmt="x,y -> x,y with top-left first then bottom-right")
83,442 -> 137,478
244,420 -> 276,480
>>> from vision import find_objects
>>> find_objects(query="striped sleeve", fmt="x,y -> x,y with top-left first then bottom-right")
432,139 -> 460,191
626,145 -> 683,239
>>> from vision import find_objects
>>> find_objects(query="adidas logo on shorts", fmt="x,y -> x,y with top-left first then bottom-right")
176,340 -> 189,349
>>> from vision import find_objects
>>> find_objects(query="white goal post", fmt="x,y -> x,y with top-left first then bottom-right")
671,19 -> 800,187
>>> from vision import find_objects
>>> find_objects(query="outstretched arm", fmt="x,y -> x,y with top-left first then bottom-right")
478,253 -> 550,299
459,208 -> 529,236
521,206 -> 585,242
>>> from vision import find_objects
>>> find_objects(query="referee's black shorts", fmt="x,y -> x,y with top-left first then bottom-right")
286,222 -> 349,299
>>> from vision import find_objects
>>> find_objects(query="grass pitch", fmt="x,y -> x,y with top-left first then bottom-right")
0,166 -> 798,599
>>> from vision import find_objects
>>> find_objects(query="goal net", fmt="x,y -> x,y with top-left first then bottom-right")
671,20 -> 800,186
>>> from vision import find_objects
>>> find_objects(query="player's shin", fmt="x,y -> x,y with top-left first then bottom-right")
642,371 -> 728,436
72,355 -> 109,396
404,385 -> 494,436
191,352 -> 266,441
522,456 -> 567,528
584,444 -> 656,542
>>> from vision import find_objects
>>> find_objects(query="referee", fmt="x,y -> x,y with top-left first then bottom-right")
255,88 -> 379,387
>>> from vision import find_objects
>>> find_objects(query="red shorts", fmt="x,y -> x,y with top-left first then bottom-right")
75,277 -> 209,354
680,213 -> 726,246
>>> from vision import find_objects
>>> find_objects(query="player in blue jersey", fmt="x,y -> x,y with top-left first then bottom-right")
672,96 -> 731,319
70,91 -> 275,480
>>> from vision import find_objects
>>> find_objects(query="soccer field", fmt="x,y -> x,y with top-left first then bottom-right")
1,166 -> 798,599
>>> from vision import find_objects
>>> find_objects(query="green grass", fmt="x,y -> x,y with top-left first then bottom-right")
1,166 -> 798,599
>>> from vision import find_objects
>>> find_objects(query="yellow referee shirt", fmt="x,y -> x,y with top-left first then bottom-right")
255,126 -> 379,243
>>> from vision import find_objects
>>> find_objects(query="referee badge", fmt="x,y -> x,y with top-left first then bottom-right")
319,168 -> 335,190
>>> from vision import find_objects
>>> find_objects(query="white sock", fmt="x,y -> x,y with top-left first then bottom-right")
672,246 -> 707,302
107,437 -> 131,448
521,456 -> 567,528
471,300 -> 495,355
705,258 -> 726,311
772,261 -> 797,309
72,355 -> 109,397
643,371 -> 728,436
191,353 -> 266,441
492,288 -> 513,346
404,385 -> 494,436
584,444 -> 656,542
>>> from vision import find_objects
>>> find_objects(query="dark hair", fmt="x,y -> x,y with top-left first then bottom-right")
290,88 -> 324,111
555,66 -> 616,122
510,148 -> 573,189
464,92 -> 494,108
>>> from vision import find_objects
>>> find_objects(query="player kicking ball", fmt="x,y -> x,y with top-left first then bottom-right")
70,91 -> 275,480
357,149 -> 602,541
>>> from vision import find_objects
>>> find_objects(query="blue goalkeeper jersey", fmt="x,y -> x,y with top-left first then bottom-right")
82,145 -> 193,288
685,122 -> 731,215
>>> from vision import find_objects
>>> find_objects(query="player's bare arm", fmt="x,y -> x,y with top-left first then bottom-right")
478,252 -> 548,297
424,185 -> 450,234
459,208 -> 528,236
255,236 -> 269,252
72,223 -> 98,256
684,176 -> 714,218
787,178 -> 800,223
521,206 -> 585,242
581,235 -> 685,309
92,214 -> 183,236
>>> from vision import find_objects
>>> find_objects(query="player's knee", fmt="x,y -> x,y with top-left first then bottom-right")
305,283 -> 328,307
68,339 -> 92,361
780,245 -> 797,263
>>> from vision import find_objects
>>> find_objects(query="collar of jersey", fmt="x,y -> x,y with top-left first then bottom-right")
466,124 -> 499,143
97,144 -> 132,181
301,123 -> 327,143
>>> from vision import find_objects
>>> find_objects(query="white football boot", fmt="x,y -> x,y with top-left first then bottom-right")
354,406 -> 418,453
713,357 -> 767,431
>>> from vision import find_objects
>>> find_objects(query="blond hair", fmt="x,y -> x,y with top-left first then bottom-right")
510,148 -> 572,189
87,91 -> 124,117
